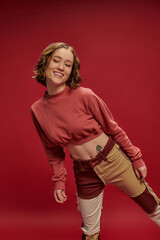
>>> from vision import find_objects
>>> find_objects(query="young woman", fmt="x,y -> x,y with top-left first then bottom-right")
31,42 -> 160,240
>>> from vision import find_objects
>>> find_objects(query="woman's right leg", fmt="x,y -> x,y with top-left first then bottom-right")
78,191 -> 103,239
73,160 -> 105,239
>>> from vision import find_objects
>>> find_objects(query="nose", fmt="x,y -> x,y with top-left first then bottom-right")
57,62 -> 64,71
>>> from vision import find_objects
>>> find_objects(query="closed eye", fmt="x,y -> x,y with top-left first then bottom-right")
65,64 -> 72,67
53,59 -> 59,63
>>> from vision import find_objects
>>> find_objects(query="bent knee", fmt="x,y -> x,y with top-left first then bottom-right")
131,183 -> 160,214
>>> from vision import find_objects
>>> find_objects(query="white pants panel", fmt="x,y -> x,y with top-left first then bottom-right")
77,190 -> 104,235
148,204 -> 160,228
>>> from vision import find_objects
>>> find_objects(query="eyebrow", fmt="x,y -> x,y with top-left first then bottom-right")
53,55 -> 73,64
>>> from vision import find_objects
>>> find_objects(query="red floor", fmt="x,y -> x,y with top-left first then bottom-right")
1,197 -> 159,240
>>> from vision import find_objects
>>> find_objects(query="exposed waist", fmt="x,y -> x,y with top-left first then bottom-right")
67,132 -> 109,160
72,136 -> 116,169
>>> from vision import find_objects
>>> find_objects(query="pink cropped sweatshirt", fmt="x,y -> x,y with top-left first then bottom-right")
31,86 -> 145,190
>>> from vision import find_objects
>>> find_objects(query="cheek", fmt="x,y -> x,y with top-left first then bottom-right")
45,68 -> 52,79
67,68 -> 72,77
46,61 -> 55,72
45,69 -> 49,77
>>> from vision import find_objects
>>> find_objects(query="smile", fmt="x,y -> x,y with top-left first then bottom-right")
53,71 -> 64,77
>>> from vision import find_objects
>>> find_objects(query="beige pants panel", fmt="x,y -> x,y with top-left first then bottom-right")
94,143 -> 146,197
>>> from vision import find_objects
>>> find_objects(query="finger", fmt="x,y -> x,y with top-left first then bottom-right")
140,175 -> 145,181
57,190 -> 65,202
141,167 -> 147,176
54,191 -> 60,202
144,168 -> 147,177
62,191 -> 67,199
62,195 -> 67,201
54,194 -> 60,203
55,196 -> 64,203
54,190 -> 64,203
135,169 -> 140,179
138,170 -> 147,181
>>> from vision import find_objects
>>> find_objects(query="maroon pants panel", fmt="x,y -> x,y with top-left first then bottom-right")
72,137 -> 115,199
73,163 -> 105,199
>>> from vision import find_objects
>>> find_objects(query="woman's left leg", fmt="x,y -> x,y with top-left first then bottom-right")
148,205 -> 160,228
131,183 -> 160,227
93,142 -> 160,228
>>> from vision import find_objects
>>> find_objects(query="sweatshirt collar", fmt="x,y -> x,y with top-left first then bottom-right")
44,85 -> 70,99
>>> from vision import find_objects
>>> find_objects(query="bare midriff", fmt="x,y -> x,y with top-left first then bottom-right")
67,132 -> 109,160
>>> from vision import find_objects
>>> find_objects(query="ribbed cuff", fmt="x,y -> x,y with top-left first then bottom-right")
132,158 -> 145,169
54,181 -> 65,190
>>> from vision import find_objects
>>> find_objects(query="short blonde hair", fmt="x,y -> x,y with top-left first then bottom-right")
33,42 -> 82,88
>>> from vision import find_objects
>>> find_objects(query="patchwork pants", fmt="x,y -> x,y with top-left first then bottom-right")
73,137 -> 160,236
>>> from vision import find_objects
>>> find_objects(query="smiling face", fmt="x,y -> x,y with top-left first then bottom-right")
45,47 -> 74,94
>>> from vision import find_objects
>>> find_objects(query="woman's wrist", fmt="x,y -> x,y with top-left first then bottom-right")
54,181 -> 65,191
132,158 -> 145,169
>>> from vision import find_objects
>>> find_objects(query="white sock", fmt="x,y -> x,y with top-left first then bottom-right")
148,204 -> 160,228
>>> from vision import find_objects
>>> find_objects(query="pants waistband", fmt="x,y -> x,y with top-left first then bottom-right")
73,137 -> 115,170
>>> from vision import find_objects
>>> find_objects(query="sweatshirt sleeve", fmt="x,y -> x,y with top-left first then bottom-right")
31,109 -> 67,190
86,90 -> 145,169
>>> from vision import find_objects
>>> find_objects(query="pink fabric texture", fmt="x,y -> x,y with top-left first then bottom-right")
31,86 -> 144,189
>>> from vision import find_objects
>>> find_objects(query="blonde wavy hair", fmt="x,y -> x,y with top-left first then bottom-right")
33,42 -> 82,88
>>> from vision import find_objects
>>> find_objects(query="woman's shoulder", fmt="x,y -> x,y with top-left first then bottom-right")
71,87 -> 97,107
74,86 -> 94,97
30,96 -> 44,112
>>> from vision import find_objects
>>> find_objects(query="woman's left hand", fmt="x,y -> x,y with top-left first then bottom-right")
134,164 -> 147,181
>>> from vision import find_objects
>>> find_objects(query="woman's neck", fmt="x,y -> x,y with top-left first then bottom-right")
46,82 -> 67,96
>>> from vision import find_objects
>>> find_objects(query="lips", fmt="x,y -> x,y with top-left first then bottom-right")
53,71 -> 64,77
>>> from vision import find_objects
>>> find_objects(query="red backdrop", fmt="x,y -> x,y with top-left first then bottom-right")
1,0 -> 160,239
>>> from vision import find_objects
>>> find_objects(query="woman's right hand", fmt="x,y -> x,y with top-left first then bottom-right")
54,189 -> 67,203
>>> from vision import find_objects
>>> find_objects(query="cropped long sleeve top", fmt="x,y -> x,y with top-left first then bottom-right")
31,86 -> 144,190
